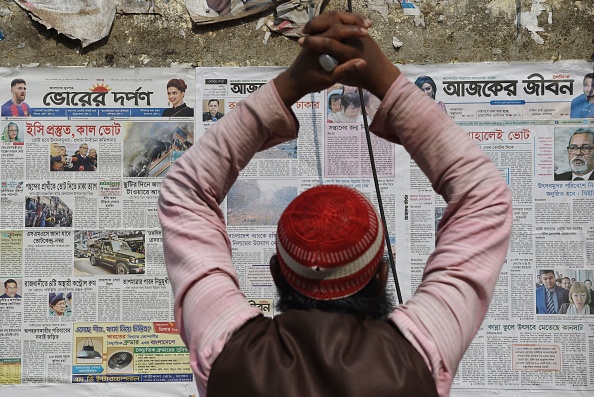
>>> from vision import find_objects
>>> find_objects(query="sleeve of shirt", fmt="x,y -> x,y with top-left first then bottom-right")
370,74 -> 513,397
158,81 -> 299,395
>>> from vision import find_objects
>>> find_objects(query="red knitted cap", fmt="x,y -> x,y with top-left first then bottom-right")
276,185 -> 385,301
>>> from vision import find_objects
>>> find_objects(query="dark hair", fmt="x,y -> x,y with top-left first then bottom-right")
10,78 -> 25,88
329,93 -> 342,103
166,79 -> 187,92
584,73 -> 594,81
4,279 -> 17,288
208,99 -> 219,105
414,76 -> 437,99
362,90 -> 372,106
562,277 -> 570,282
539,269 -> 555,276
341,92 -> 361,110
276,266 -> 393,321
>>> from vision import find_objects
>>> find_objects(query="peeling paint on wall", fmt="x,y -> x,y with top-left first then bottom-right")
486,0 -> 516,19
487,0 -> 555,45
520,0 -> 549,45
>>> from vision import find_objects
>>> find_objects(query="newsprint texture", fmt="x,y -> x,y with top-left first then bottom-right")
1,61 -> 593,396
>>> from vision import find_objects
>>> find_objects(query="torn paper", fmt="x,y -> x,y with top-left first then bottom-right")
14,1 -> 158,47
520,0 -> 548,45
265,0 -> 325,37
398,0 -> 419,16
185,0 -> 286,24
14,0 -> 118,47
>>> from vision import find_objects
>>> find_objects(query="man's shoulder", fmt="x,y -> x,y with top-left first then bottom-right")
554,171 -> 572,180
0,99 -> 13,110
571,94 -> 586,106
555,286 -> 569,295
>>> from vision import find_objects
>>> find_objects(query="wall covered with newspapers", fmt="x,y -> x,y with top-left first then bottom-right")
1,61 -> 593,396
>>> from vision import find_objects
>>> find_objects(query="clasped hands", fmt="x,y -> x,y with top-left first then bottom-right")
274,11 -> 400,107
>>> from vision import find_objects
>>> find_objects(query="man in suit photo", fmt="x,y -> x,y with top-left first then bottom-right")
536,269 -> 570,314
554,128 -> 594,181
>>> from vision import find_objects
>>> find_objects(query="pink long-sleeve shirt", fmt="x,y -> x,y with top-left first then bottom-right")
158,74 -> 512,397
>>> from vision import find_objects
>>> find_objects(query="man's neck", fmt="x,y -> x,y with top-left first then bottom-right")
12,96 -> 22,106
574,169 -> 594,180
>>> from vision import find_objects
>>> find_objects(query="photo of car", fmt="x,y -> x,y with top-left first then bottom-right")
89,238 -> 145,275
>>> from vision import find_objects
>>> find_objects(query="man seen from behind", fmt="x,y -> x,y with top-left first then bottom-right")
158,12 -> 512,397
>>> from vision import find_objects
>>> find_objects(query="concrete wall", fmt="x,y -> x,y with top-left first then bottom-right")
0,0 -> 592,68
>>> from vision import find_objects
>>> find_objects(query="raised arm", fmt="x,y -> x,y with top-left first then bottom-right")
158,13 -> 374,395
378,76 -> 512,397
300,13 -> 512,397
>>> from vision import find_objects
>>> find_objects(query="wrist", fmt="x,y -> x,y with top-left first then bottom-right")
273,71 -> 305,108
367,64 -> 401,100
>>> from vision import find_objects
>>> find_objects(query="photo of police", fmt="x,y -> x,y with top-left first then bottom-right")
25,196 -> 73,228
202,99 -> 224,122
48,292 -> 72,316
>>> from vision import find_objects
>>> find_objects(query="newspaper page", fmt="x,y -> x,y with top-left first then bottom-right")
2,60 -> 594,396
196,61 -> 594,397
0,67 -> 195,396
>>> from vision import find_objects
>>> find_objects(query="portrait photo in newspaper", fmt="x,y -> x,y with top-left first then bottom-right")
48,291 -> 72,316
553,127 -> 594,181
2,121 -> 23,143
202,98 -> 224,122
570,72 -> 594,119
162,78 -> 194,118
1,278 -> 22,299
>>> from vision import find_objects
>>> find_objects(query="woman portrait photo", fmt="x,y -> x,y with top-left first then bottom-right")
2,122 -> 21,142
162,79 -> 194,118
414,76 -> 447,114
559,282 -> 592,315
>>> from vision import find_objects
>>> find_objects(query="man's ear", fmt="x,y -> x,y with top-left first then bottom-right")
269,255 -> 288,290
373,260 -> 389,293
